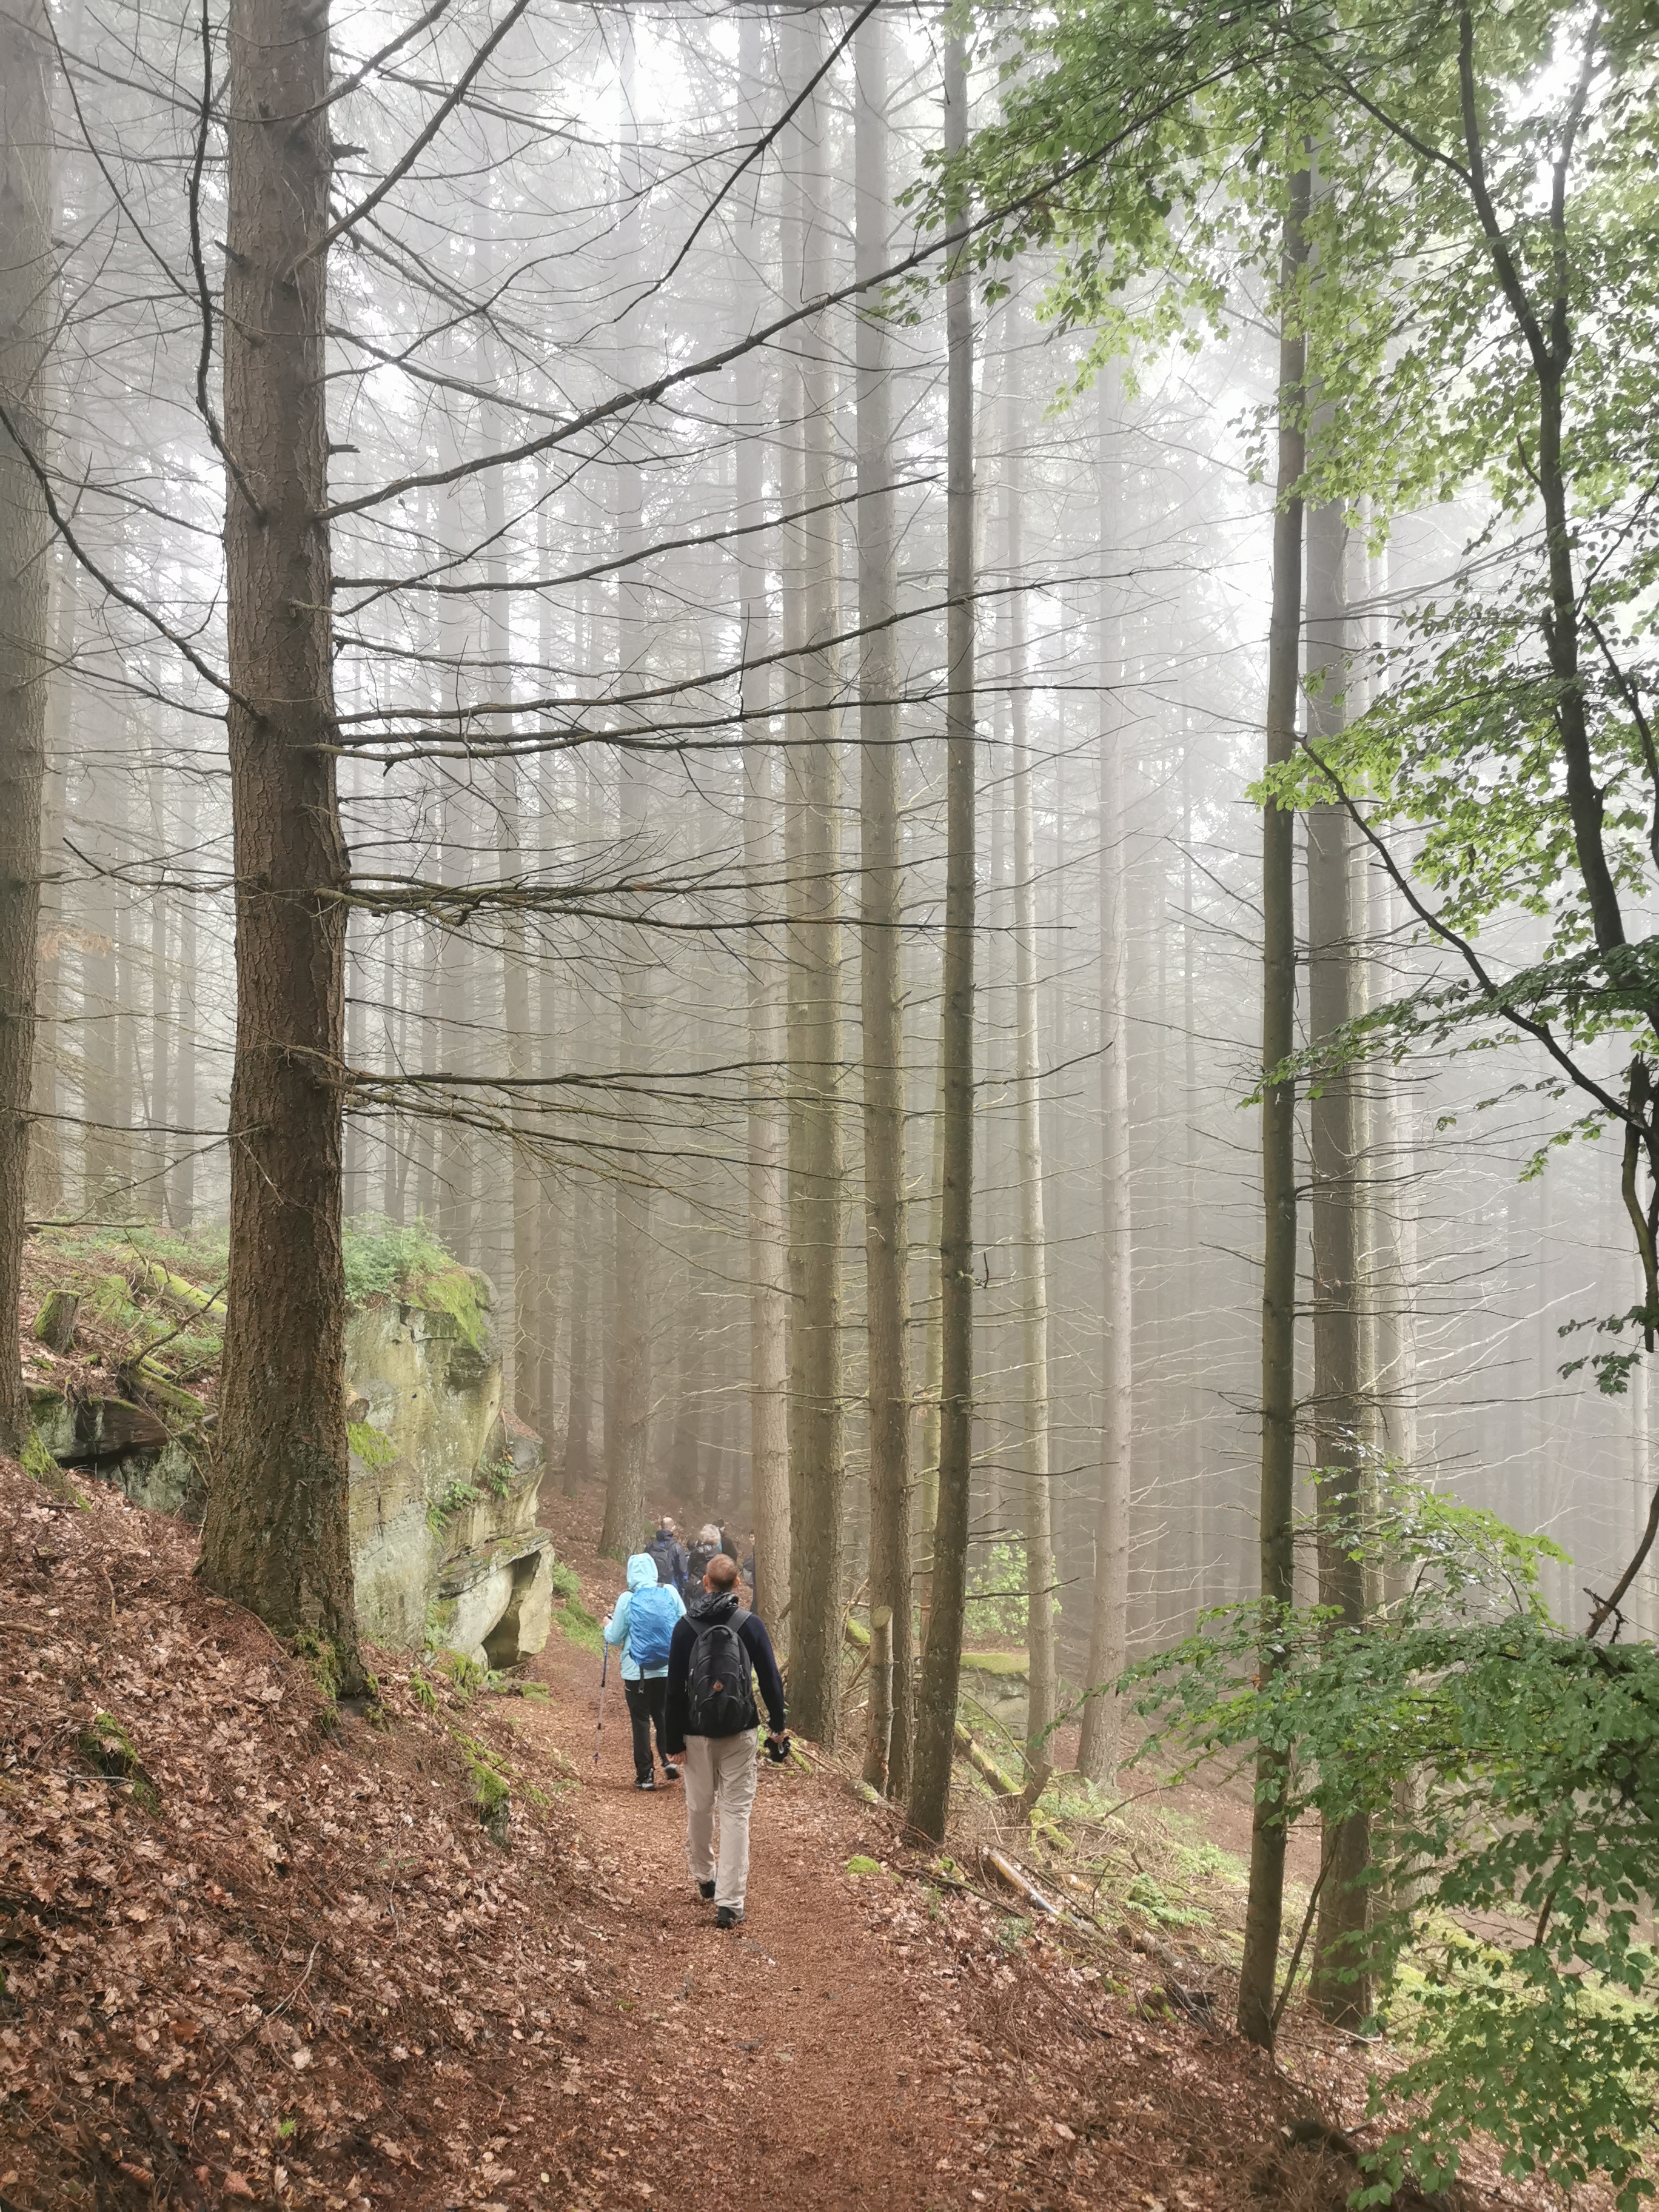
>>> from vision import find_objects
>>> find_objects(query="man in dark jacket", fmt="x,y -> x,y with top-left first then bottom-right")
645,1517 -> 688,1598
663,1552 -> 787,1929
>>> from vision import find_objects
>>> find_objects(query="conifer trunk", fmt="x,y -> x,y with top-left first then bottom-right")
0,0 -> 54,1449
910,29 -> 975,1842
737,7 -> 790,1652
1305,499 -> 1372,2024
856,10 -> 913,1798
1079,378 -> 1133,1784
1005,321 -> 1055,1790
599,33 -> 651,1560
1238,169 -> 1311,2048
782,7 -> 847,1744
198,0 -> 360,1675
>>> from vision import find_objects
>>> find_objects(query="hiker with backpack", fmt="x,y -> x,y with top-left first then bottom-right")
602,1554 -> 687,1791
683,1522 -> 722,1592
645,1516 -> 688,1598
663,1551 -> 788,1929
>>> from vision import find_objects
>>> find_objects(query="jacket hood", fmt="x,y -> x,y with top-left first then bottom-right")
688,1589 -> 739,1626
626,1553 -> 659,1591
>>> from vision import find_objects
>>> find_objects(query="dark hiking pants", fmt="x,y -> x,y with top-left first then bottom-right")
625,1675 -> 671,1781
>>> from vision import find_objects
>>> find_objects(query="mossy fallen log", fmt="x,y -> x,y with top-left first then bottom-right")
122,1357 -> 210,1430
131,1259 -> 223,1317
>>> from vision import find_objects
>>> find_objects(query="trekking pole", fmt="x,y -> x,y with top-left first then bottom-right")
592,1644 -> 609,1769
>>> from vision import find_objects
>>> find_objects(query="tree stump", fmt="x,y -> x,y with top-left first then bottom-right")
32,1290 -> 79,1354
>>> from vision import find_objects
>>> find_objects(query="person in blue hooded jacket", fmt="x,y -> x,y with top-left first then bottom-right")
603,1553 -> 686,1791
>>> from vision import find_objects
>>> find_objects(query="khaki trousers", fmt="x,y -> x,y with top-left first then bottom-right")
682,1730 -> 758,1911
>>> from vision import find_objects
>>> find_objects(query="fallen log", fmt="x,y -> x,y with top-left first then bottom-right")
122,1357 -> 210,1431
131,1259 -> 224,1318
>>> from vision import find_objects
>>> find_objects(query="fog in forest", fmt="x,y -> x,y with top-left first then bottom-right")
12,0 -> 1651,1675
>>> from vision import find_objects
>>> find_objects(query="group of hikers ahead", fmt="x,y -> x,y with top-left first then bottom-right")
602,1514 -> 786,1931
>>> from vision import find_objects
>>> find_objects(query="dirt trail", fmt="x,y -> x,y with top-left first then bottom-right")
509,1502 -> 1588,2212
512,1567 -> 972,2210
1,1452 -> 1581,2212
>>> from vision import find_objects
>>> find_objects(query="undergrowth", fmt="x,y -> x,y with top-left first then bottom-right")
343,1216 -> 488,1349
549,1558 -> 603,1654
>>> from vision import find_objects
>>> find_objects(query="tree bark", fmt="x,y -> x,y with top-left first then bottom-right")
855,8 -> 914,1800
916,1016 -> 947,1639
27,550 -> 70,1223
1305,498 -> 1372,2025
0,0 -> 54,1448
1238,168 -> 1311,2050
598,31 -> 652,1561
1004,309 -> 1055,1793
198,0 -> 360,1678
910,29 -> 975,1843
173,754 -> 198,1226
1079,374 -> 1132,1785
734,5 -> 790,1652
782,7 -> 847,1746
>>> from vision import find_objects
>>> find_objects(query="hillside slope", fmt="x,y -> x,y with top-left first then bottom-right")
0,1455 -> 1595,2210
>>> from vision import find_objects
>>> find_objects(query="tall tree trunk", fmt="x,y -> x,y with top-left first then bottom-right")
79,751 -> 118,1213
146,762 -> 170,1219
782,7 -> 847,1745
173,756 -> 198,1227
565,1179 -> 593,1498
1305,500 -> 1371,2024
740,586 -> 791,1614
910,28 -> 976,1843
916,1018 -> 947,1638
109,763 -> 135,1209
0,0 -> 53,1447
598,27 -> 652,1560
198,0 -> 360,1680
1238,167 -> 1312,2049
1079,378 -> 1133,1783
855,8 -> 913,1800
27,551 -> 71,1222
1004,310 -> 1055,1791
735,5 -> 790,1646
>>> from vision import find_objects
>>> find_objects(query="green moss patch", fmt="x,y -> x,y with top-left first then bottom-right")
79,1712 -> 159,1810
21,1429 -> 85,1507
347,1419 -> 398,1470
342,1216 -> 488,1349
292,1630 -> 344,1704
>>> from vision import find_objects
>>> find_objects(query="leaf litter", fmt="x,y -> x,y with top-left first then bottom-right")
0,1456 -> 1611,2210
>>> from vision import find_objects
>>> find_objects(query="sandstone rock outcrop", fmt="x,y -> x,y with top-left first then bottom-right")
25,1247 -> 554,1671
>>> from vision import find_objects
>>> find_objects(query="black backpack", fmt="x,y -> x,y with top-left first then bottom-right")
685,1607 -> 758,1738
685,1540 -> 718,1587
645,1535 -> 680,1592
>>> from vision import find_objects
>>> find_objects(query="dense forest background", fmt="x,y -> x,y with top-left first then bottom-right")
5,0 -> 1659,2195
10,3 -> 1651,1635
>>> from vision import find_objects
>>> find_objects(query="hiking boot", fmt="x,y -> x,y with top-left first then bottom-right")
634,1776 -> 656,1792
716,1905 -> 743,1931
697,1879 -> 716,1901
660,1763 -> 680,1783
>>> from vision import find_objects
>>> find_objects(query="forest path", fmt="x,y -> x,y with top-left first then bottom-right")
510,1530 -> 981,2211
501,1494 -> 1341,2212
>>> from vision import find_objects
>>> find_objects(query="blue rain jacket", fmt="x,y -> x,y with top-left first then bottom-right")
602,1552 -> 686,1681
